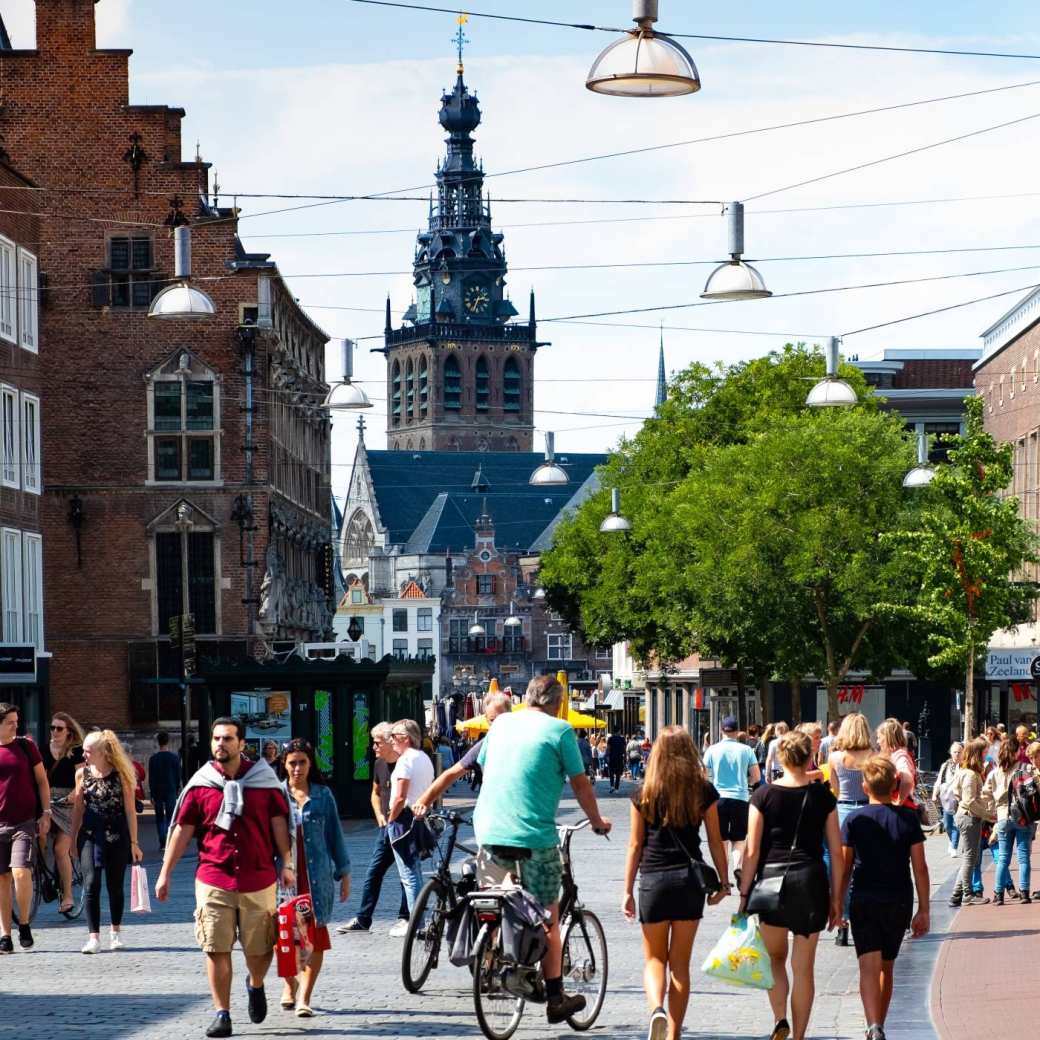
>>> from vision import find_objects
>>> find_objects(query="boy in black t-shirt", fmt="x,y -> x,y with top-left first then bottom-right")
838,756 -> 930,1040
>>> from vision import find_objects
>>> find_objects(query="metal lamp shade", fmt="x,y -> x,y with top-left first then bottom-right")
468,622 -> 486,637
529,461 -> 570,486
701,260 -> 772,301
148,282 -> 217,319
805,377 -> 858,408
504,614 -> 522,627
902,465 -> 936,489
322,381 -> 373,411
586,30 -> 701,97
600,513 -> 633,533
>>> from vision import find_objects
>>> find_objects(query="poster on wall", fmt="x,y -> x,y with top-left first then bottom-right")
352,692 -> 370,781
230,690 -> 292,759
314,689 -> 334,777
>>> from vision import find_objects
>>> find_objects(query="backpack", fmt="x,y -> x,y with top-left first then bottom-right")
1009,766 -> 1040,826
938,761 -> 959,815
500,887 -> 551,967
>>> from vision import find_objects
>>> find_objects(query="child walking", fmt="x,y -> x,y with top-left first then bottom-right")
837,756 -> 930,1040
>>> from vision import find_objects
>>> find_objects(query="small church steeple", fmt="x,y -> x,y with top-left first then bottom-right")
655,329 -> 667,409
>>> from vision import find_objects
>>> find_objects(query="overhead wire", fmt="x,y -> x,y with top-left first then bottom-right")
345,1 -> 1040,62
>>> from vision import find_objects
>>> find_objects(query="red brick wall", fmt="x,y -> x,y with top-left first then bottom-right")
893,359 -> 975,390
0,3 -> 328,726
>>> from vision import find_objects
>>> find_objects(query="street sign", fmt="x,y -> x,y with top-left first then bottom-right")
181,614 -> 196,677
0,645 -> 35,682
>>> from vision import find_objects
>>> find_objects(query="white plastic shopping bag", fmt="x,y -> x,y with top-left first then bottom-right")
130,864 -> 152,913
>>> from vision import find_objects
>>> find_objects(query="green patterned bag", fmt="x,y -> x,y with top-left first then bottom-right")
701,913 -> 774,990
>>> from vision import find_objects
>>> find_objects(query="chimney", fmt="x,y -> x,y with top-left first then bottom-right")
35,0 -> 97,52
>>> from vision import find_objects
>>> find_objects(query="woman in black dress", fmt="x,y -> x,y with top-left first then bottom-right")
739,730 -> 842,1040
623,725 -> 730,1040
41,712 -> 84,914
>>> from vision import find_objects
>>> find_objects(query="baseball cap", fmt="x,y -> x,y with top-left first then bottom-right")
721,716 -> 738,732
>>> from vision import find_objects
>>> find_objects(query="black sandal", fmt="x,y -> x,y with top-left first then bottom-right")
770,1020 -> 791,1040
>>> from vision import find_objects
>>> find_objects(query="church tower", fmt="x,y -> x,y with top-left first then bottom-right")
383,37 -> 545,452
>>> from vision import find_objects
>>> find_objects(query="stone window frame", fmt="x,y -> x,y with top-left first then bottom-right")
144,351 -> 223,486
0,384 -> 18,489
17,247 -> 38,353
21,391 -> 41,495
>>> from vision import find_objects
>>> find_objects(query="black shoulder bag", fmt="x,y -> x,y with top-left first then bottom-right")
746,788 -> 809,916
671,829 -> 722,895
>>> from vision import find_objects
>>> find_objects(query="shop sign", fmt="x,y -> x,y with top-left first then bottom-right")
0,645 -> 35,683
985,650 -> 1039,681
816,685 -> 886,730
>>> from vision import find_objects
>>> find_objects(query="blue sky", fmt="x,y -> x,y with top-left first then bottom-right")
4,1 -> 1040,479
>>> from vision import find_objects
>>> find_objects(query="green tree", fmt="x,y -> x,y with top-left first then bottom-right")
881,396 -> 1038,740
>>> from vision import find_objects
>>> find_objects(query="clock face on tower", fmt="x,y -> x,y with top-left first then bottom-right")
464,282 -> 491,316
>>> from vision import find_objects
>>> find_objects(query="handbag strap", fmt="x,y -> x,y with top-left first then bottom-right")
780,788 -> 811,881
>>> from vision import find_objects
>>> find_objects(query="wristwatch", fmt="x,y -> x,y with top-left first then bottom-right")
41,808 -> 52,815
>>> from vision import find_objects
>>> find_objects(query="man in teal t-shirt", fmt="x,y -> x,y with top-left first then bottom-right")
474,675 -> 611,1026
703,716 -> 761,886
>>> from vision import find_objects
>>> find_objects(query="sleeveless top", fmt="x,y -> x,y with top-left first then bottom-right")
82,770 -> 125,822
834,759 -> 867,802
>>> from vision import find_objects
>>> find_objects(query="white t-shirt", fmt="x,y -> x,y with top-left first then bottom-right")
392,746 -> 435,809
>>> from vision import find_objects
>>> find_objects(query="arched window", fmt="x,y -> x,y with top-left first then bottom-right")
343,510 -> 375,570
405,359 -> 415,419
419,438 -> 426,450
444,356 -> 462,411
418,357 -> 429,418
503,358 -> 521,413
391,361 -> 402,425
475,356 -> 490,412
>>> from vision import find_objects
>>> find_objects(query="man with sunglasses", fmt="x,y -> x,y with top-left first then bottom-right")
336,722 -> 409,935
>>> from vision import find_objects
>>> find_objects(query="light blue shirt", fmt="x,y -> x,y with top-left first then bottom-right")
475,709 -> 585,849
704,738 -> 757,801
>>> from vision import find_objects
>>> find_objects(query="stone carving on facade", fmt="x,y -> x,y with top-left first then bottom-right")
258,544 -> 286,630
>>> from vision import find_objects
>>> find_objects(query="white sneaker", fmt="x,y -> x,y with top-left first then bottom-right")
948,846 -> 959,858
81,936 -> 100,955
388,919 -> 409,938
109,931 -> 125,951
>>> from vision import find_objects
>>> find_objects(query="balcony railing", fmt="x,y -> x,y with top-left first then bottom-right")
447,636 -> 527,655
386,321 -> 535,348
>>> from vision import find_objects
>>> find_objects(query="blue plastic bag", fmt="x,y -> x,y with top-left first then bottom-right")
701,913 -> 774,990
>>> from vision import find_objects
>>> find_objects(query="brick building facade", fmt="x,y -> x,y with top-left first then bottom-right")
0,1 -> 332,733
0,160 -> 46,732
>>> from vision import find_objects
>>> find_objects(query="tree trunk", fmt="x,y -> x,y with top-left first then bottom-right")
827,676 -> 841,725
757,674 -> 770,725
790,675 -> 802,724
963,639 -> 976,743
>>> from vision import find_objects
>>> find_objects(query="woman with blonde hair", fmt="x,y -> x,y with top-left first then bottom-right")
826,713 -> 874,946
41,711 -> 85,915
795,723 -> 825,783
741,731 -> 842,1040
764,722 -> 790,782
623,726 -> 730,1040
948,738 -> 996,907
877,719 -> 915,807
70,730 -> 143,952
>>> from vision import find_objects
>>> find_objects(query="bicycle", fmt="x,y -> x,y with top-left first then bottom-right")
23,828 -> 86,924
401,809 -> 480,993
470,818 -> 609,1040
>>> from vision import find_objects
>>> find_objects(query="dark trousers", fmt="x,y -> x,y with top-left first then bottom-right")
608,761 -> 623,790
356,826 -> 409,927
152,794 -> 177,848
79,833 -> 129,933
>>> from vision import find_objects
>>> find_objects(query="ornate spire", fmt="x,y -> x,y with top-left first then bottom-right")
655,328 -> 667,408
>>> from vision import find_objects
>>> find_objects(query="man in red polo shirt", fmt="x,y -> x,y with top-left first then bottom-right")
156,718 -> 292,1039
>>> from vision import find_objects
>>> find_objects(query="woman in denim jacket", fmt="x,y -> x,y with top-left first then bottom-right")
279,739 -> 351,1018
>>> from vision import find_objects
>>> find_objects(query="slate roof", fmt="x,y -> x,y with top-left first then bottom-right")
365,450 -> 607,554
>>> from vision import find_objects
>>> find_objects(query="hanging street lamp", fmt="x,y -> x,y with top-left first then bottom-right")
529,432 -> 569,486
468,612 -> 486,638
600,487 -> 633,533
903,430 -> 936,488
322,338 -> 372,411
806,337 -> 858,408
586,1 -> 700,98
504,602 -> 522,627
149,226 -> 217,319
701,201 -> 772,301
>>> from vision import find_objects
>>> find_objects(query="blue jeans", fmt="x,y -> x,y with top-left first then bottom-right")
153,794 -> 177,848
943,810 -> 960,851
387,821 -> 424,913
355,826 -> 409,927
995,819 -> 1034,894
971,830 -> 998,893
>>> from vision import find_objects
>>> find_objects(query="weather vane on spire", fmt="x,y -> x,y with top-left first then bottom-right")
454,13 -> 470,75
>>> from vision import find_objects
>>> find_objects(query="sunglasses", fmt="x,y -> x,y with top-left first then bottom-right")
50,725 -> 67,732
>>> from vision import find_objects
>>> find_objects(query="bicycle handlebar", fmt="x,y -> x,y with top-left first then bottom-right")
559,817 -> 610,838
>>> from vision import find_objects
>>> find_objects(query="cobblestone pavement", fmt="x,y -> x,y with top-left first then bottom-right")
4,781 -> 962,1040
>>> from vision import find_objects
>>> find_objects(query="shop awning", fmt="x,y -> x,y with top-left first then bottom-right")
603,689 -> 625,711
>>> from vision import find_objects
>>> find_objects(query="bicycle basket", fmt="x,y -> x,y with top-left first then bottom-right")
500,888 -> 551,968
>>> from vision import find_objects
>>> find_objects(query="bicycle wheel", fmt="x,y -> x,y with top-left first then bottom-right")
402,878 -> 447,994
561,909 -> 608,1030
472,923 -> 525,1040
26,860 -> 41,925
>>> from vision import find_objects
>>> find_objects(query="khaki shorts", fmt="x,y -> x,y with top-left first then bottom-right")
193,881 -> 276,956
476,845 -> 562,908
0,820 -> 35,874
